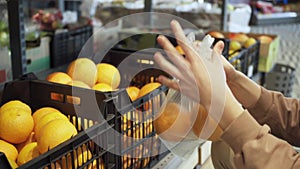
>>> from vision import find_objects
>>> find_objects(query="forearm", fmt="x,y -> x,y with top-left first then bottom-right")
218,86 -> 244,130
221,110 -> 300,169
248,88 -> 300,146
227,71 -> 261,108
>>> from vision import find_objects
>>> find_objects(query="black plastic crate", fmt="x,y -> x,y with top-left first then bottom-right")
0,49 -> 170,169
0,78 -> 118,169
101,48 -> 170,169
242,40 -> 260,77
50,25 -> 93,68
212,38 -> 260,78
264,63 -> 295,97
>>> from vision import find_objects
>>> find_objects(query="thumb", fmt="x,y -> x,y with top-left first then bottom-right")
212,41 -> 231,70
213,40 -> 224,55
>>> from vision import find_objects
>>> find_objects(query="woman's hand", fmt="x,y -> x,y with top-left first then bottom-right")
213,41 -> 239,84
154,20 -> 229,110
154,20 -> 244,129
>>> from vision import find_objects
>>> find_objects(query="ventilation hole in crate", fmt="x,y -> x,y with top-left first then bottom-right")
66,95 -> 81,105
283,76 -> 287,81
27,59 -> 32,65
282,84 -> 286,87
276,76 -> 280,80
50,92 -> 64,102
137,59 -> 154,65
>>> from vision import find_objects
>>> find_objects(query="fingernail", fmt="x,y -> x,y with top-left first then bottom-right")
157,35 -> 165,40
171,19 -> 178,25
154,52 -> 161,57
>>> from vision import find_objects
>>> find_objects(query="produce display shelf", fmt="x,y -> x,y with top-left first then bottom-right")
253,12 -> 300,25
0,47 -> 171,169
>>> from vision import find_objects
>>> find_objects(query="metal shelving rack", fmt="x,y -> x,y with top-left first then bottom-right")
7,0 -> 27,79
6,0 -> 228,80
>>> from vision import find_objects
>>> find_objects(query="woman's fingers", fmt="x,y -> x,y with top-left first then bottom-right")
154,52 -> 185,81
213,40 -> 225,55
170,20 -> 197,63
157,75 -> 180,91
157,35 -> 191,74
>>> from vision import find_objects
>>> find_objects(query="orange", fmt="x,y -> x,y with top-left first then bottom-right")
67,58 -> 97,87
0,108 -> 34,144
67,80 -> 91,89
7,157 -> 18,169
34,111 -> 69,140
175,45 -> 185,55
0,100 -> 31,115
16,132 -> 36,152
96,63 -> 120,89
91,159 -> 105,169
192,104 -> 223,141
231,33 -> 249,44
0,139 -> 18,161
17,142 -> 40,166
142,148 -> 150,167
44,162 -> 61,169
137,82 -> 161,111
93,83 -> 113,92
137,82 -> 161,98
243,37 -> 257,48
229,40 -> 242,51
257,35 -> 273,44
66,80 -> 91,105
37,119 -> 77,154
208,31 -> 225,39
126,86 -> 140,101
32,107 -> 62,125
46,72 -> 72,84
153,102 -> 192,142
61,146 -> 98,169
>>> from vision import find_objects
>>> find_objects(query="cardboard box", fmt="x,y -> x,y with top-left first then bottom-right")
26,37 -> 50,73
211,31 -> 279,73
247,33 -> 279,72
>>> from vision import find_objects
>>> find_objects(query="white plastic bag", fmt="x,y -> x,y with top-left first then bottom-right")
154,33 -> 226,159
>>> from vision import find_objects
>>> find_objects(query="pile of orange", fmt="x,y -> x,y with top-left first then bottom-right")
0,100 -> 77,168
46,58 -> 121,94
126,82 -> 161,102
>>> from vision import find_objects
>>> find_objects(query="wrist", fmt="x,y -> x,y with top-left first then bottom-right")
227,70 -> 243,87
218,87 -> 244,130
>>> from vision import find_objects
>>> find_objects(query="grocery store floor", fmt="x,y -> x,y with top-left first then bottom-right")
251,22 -> 300,99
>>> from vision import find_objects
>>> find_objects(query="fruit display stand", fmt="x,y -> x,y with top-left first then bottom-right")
0,47 -> 172,168
212,34 -> 260,78
0,77 -> 118,169
247,33 -> 280,73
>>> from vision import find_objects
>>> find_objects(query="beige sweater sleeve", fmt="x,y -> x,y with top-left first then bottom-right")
221,111 -> 300,169
246,87 -> 300,146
